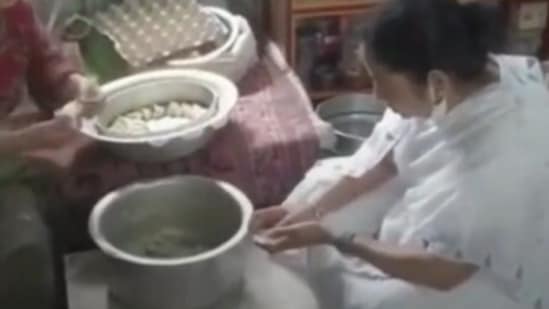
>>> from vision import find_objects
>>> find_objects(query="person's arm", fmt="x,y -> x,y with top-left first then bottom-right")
257,221 -> 476,291
0,130 -> 32,155
0,116 -> 77,156
21,1 -> 81,113
0,112 -> 49,131
333,235 -> 478,291
281,153 -> 397,225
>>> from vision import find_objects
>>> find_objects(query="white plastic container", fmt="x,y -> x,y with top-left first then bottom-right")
167,7 -> 258,82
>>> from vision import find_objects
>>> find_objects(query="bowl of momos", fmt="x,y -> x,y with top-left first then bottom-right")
95,82 -> 218,138
80,69 -> 238,162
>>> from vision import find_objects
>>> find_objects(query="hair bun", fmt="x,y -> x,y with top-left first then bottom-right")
459,1 -> 506,53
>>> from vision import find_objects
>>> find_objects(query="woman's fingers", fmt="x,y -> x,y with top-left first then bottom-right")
278,209 -> 312,226
267,225 -> 300,239
55,101 -> 83,124
254,222 -> 331,253
251,207 -> 289,232
252,210 -> 334,253
254,225 -> 300,253
254,234 -> 294,253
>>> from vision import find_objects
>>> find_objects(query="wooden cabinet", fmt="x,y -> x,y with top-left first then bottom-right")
267,0 -> 549,101
267,0 -> 384,101
503,0 -> 549,57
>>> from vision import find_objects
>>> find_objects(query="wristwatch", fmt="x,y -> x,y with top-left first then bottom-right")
332,232 -> 357,253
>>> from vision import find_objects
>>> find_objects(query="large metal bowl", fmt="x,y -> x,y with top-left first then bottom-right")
79,69 -> 238,162
316,94 -> 384,156
89,176 -> 253,309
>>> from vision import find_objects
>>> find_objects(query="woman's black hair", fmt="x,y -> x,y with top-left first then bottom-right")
366,0 -> 507,83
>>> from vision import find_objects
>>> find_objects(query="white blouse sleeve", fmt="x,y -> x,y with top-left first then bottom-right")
494,55 -> 545,86
346,109 -> 409,178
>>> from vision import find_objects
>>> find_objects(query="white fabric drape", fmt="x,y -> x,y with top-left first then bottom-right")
382,55 -> 549,308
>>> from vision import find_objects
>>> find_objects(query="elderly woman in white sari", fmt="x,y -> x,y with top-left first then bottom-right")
254,0 -> 549,308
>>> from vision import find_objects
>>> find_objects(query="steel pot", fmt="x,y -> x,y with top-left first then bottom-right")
316,93 -> 384,156
89,176 -> 254,309
79,69 -> 238,162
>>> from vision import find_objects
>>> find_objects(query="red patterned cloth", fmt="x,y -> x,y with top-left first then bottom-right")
0,0 -> 77,116
29,48 -> 320,208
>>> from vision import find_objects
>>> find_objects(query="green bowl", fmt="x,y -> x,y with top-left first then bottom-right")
79,29 -> 129,83
63,14 -> 129,83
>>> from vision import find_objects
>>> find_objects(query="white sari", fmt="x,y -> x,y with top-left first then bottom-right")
281,55 -> 549,309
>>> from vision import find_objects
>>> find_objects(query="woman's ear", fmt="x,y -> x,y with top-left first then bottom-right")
358,43 -> 373,78
427,70 -> 450,105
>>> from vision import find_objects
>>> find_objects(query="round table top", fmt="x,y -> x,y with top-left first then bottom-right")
65,249 -> 319,309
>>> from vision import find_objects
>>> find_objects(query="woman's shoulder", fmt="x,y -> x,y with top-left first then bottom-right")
493,54 -> 545,87
493,54 -> 540,68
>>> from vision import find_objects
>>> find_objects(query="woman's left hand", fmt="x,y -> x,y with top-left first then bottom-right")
57,74 -> 104,122
254,221 -> 334,253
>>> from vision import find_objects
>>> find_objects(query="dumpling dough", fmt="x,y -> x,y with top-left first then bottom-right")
167,101 -> 181,117
124,227 -> 212,258
109,116 -> 148,135
106,100 -> 209,136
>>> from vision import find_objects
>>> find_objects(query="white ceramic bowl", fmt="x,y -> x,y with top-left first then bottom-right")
167,7 -> 258,82
79,69 -> 238,162
167,7 -> 239,67
95,80 -> 219,139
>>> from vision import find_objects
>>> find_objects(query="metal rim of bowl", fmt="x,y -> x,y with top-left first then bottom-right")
332,125 -> 371,143
315,95 -> 384,145
88,176 -> 254,266
317,111 -> 382,142
315,95 -> 384,116
95,80 -> 219,139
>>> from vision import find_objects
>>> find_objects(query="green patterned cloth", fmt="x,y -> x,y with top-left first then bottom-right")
77,28 -> 129,83
73,0 -> 129,83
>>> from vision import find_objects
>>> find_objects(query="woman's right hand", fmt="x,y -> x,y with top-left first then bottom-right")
21,116 -> 78,151
253,205 -> 331,253
251,206 -> 289,233
252,203 -> 323,233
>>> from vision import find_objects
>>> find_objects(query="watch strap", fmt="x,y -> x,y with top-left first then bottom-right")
333,232 -> 357,253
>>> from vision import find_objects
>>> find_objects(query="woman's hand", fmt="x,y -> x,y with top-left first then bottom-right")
251,206 -> 289,233
277,206 -> 323,227
75,74 -> 104,117
57,74 -> 104,121
254,221 -> 334,253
